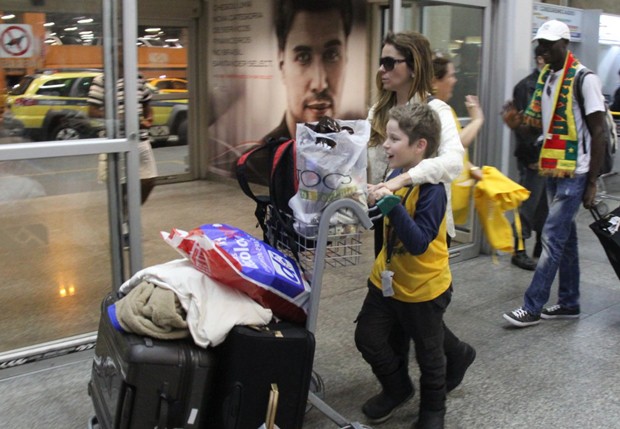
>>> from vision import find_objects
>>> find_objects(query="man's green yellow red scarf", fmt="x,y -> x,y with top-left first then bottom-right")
523,51 -> 579,176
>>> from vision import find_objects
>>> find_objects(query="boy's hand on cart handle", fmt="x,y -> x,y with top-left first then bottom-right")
368,183 -> 392,206
376,195 -> 401,216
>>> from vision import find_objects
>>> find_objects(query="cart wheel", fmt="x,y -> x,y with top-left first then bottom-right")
595,200 -> 609,216
87,416 -> 99,429
305,370 -> 325,413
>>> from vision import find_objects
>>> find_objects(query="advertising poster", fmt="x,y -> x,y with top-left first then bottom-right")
532,2 -> 582,42
207,0 -> 368,176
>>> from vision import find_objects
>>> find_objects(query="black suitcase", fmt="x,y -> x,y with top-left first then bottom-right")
209,322 -> 315,429
88,293 -> 217,429
590,205 -> 620,280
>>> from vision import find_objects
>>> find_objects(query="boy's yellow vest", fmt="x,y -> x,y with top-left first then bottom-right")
370,185 -> 452,303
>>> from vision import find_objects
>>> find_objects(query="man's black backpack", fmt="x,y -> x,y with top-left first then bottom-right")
574,68 -> 618,175
236,137 -> 300,251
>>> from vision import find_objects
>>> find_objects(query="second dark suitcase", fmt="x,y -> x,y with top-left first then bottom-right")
590,205 -> 620,280
88,293 -> 217,429
209,322 -> 315,429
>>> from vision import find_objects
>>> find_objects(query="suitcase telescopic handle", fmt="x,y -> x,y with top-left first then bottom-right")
157,382 -> 170,429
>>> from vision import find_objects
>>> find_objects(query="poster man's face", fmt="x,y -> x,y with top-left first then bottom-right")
279,9 -> 347,131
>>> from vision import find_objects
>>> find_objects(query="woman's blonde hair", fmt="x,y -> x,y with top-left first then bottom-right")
369,31 -> 434,147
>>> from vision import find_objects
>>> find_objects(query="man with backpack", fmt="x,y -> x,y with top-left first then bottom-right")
503,19 -> 607,328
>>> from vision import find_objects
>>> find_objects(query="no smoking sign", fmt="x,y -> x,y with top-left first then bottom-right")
0,24 -> 34,58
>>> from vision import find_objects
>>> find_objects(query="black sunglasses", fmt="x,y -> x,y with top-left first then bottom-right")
379,56 -> 407,71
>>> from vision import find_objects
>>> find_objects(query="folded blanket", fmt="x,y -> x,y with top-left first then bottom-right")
114,281 -> 189,340
120,258 -> 273,347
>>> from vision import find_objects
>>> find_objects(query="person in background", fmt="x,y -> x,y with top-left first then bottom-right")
88,52 -> 158,247
362,31 -> 475,428
88,72 -> 157,206
431,55 -> 484,225
611,68 -> 620,112
507,45 -> 549,271
503,20 -> 606,327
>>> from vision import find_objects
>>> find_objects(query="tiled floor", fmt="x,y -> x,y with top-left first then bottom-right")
1,176 -> 619,429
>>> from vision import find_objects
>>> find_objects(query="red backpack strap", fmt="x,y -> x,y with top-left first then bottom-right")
270,139 -> 295,184
268,139 -> 298,235
236,140 -> 281,203
236,144 -> 263,203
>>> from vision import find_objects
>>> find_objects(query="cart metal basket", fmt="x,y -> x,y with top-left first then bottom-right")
264,204 -> 364,274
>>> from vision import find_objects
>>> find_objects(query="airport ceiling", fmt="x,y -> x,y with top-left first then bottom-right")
1,11 -> 185,47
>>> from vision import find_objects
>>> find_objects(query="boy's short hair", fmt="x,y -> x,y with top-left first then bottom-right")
388,103 -> 441,158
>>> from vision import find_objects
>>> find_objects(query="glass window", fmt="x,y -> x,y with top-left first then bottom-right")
0,154 -> 111,353
37,78 -> 73,97
8,76 -> 35,96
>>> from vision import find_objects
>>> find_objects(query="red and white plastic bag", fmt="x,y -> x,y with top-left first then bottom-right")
162,223 -> 310,323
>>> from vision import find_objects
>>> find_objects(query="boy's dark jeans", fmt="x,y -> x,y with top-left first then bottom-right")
355,281 -> 455,400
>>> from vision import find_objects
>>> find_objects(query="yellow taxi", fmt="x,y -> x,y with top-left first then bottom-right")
3,70 -> 188,144
146,77 -> 188,94
4,70 -> 100,140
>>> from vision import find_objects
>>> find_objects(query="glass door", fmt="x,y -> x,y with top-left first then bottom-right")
0,0 -> 140,370
403,0 -> 492,261
137,23 -> 191,182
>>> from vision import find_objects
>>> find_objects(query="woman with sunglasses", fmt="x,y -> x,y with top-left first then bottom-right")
357,31 -> 475,429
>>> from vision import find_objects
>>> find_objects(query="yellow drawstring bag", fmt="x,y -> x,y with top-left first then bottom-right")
451,151 -> 475,225
473,166 -> 530,253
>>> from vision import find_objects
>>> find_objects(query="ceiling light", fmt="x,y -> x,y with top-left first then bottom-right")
64,27 -> 78,31
145,27 -> 161,33
44,22 -> 55,27
1,14 -> 16,20
77,18 -> 94,24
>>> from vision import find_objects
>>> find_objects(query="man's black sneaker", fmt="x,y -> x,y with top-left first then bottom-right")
511,251 -> 537,271
541,304 -> 580,319
503,307 -> 541,327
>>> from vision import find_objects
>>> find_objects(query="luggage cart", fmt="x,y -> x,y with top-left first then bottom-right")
265,199 -> 373,429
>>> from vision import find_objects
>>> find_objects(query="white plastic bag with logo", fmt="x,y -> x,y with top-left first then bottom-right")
289,120 -> 369,234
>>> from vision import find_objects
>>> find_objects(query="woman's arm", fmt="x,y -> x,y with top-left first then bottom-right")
141,102 -> 153,128
459,95 -> 484,149
381,99 -> 464,192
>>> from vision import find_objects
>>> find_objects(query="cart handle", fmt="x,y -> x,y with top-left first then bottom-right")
306,200 -> 372,334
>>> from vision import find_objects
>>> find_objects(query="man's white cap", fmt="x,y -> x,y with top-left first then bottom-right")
533,19 -> 571,42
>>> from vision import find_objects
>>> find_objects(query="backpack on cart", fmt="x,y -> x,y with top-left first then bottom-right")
575,68 -> 618,175
236,137 -> 302,253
